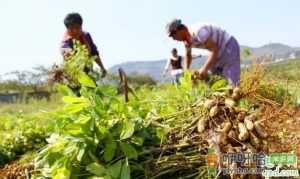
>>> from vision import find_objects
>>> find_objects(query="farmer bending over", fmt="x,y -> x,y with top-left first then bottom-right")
166,19 -> 240,86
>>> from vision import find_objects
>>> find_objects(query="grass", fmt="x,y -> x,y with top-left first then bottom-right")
240,58 -> 300,105
0,93 -> 63,116
264,58 -> 300,98
0,94 -> 64,165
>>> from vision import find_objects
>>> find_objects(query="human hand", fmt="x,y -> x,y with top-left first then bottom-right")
63,48 -> 73,60
101,69 -> 107,78
193,67 -> 208,80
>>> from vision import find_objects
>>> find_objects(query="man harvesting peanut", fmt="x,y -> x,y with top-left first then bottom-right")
60,12 -> 107,78
166,19 -> 241,86
59,13 -> 107,95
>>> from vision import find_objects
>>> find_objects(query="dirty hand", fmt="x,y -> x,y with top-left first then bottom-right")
193,67 -> 208,80
101,69 -> 107,78
63,52 -> 72,60
63,48 -> 73,60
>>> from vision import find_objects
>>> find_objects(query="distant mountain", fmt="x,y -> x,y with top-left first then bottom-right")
241,43 -> 298,59
295,50 -> 300,57
294,47 -> 300,51
109,57 -> 206,82
110,43 -> 299,82
110,60 -> 166,82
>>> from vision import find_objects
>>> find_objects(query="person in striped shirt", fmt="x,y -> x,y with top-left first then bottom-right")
166,19 -> 241,86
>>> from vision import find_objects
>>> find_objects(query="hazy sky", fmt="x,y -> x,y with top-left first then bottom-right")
0,0 -> 299,74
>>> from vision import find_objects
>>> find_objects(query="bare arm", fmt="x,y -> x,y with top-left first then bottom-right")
202,37 -> 219,72
193,37 -> 219,80
95,56 -> 107,78
184,46 -> 192,70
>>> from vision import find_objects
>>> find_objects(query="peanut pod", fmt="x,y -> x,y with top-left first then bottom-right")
222,121 -> 232,133
209,105 -> 220,118
244,117 -> 254,131
238,122 -> 249,141
250,132 -> 261,150
254,121 -> 268,139
197,117 -> 208,133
